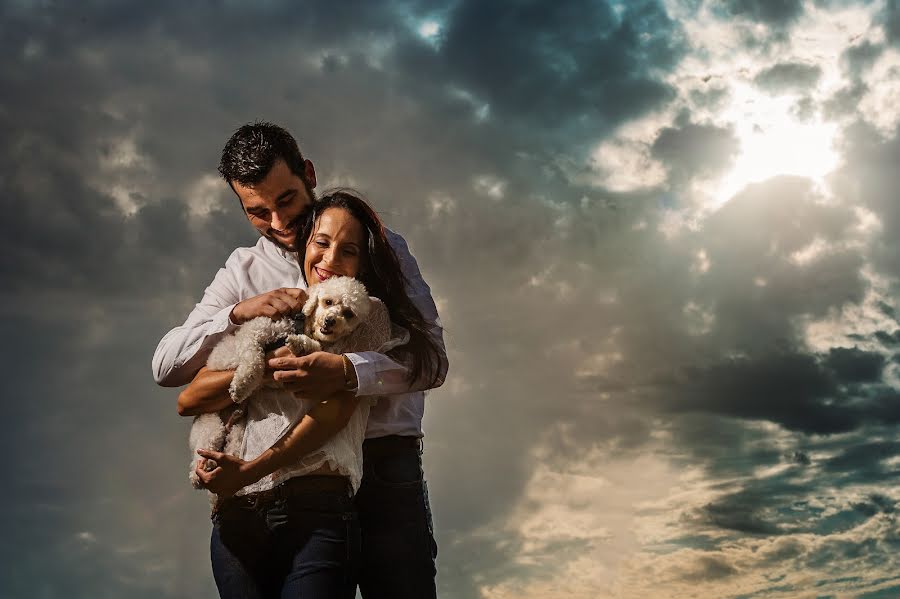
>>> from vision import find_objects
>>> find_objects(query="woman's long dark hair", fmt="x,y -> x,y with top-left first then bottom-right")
297,189 -> 443,388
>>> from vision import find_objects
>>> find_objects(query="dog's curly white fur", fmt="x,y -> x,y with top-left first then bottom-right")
188,276 -> 373,494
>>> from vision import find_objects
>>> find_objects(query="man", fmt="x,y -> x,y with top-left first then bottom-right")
153,122 -> 447,598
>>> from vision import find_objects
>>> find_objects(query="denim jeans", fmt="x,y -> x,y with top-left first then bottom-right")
209,478 -> 359,599
355,436 -> 438,599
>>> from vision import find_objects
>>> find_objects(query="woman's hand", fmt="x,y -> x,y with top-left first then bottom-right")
194,449 -> 259,497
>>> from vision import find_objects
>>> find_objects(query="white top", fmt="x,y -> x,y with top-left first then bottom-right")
153,231 -> 448,438
238,301 -> 399,494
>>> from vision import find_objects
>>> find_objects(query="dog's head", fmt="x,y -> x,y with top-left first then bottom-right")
302,276 -> 372,342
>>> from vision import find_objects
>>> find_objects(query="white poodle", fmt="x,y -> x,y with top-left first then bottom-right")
188,276 -> 374,489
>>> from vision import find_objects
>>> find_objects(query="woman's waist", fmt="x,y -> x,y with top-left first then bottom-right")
216,474 -> 353,516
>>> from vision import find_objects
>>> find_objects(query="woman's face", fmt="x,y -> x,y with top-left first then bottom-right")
304,207 -> 365,286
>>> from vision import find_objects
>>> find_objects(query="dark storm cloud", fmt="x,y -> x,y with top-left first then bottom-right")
753,62 -> 823,94
824,347 -> 886,383
426,0 -> 686,151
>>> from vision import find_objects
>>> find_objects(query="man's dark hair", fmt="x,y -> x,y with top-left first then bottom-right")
218,122 -> 307,186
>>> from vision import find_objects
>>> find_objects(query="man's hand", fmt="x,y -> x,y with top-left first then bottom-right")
260,346 -> 293,388
230,288 -> 307,324
195,449 -> 258,497
268,351 -> 347,399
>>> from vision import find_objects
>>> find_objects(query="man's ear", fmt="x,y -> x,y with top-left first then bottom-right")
302,286 -> 319,317
304,159 -> 317,189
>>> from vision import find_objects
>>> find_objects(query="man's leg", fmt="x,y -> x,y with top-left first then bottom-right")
355,436 -> 438,599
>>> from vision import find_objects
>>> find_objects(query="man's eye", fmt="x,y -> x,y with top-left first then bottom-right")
342,309 -> 354,319
324,299 -> 333,306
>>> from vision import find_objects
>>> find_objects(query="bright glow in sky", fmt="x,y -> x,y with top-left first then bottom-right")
711,83 -> 840,208
419,20 -> 440,39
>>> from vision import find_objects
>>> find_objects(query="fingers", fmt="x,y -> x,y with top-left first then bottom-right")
282,288 -> 307,301
268,355 -> 308,370
270,346 -> 293,358
197,448 -> 224,461
271,289 -> 305,313
195,464 -> 222,485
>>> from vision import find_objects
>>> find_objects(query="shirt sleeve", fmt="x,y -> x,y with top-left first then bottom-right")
344,229 -> 449,397
151,254 -> 243,387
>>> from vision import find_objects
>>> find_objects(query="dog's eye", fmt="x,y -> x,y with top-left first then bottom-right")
342,309 -> 355,319
324,299 -> 333,306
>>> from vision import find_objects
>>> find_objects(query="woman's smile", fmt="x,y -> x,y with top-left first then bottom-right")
313,266 -> 336,281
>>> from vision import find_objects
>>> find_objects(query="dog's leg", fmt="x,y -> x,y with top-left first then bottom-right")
285,334 -> 321,356
229,348 -> 265,403
188,413 -> 228,489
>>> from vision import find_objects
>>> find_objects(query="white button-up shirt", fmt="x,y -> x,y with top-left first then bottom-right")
152,231 -> 448,438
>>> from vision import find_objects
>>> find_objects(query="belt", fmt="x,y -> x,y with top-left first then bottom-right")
362,435 -> 422,461
213,475 -> 351,515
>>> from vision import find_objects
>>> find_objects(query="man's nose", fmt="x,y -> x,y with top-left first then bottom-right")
271,210 -> 289,231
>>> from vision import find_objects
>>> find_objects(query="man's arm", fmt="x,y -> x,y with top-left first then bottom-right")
153,262 -> 242,387
152,248 -> 307,387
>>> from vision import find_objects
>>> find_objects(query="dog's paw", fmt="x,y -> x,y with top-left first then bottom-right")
286,334 -> 320,355
204,459 -> 219,472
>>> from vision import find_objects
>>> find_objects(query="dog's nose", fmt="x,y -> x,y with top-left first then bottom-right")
324,317 -> 336,328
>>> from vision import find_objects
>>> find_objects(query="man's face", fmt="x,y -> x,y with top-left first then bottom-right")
232,158 -> 317,252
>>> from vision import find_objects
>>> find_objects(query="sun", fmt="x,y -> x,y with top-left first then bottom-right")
710,82 -> 840,207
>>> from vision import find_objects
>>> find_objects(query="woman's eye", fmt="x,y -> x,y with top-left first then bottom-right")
316,240 -> 328,247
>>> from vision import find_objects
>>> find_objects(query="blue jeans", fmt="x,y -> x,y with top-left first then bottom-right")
355,436 -> 438,599
209,478 -> 358,599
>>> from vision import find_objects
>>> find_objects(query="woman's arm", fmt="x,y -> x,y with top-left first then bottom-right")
177,366 -> 235,416
195,391 -> 360,496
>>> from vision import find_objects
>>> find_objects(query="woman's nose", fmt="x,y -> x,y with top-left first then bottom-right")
323,247 -> 340,266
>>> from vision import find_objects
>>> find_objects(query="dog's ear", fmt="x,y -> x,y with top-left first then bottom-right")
354,295 -> 374,321
302,286 -> 319,317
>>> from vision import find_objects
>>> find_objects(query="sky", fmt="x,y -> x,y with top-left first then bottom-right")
3,0 -> 900,597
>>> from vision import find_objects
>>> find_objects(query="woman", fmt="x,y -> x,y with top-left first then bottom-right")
177,190 -> 442,598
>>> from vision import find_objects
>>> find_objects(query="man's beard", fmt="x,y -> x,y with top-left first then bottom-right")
263,185 -> 317,252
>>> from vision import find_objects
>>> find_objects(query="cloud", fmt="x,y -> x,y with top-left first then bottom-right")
651,120 -> 740,181
753,61 -> 823,94
721,0 -> 805,27
4,0 -> 900,597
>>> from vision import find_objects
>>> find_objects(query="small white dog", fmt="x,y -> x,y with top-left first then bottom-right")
188,276 -> 374,490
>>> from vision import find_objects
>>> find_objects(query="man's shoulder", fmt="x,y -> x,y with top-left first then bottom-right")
223,237 -> 287,268
384,226 -> 412,255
